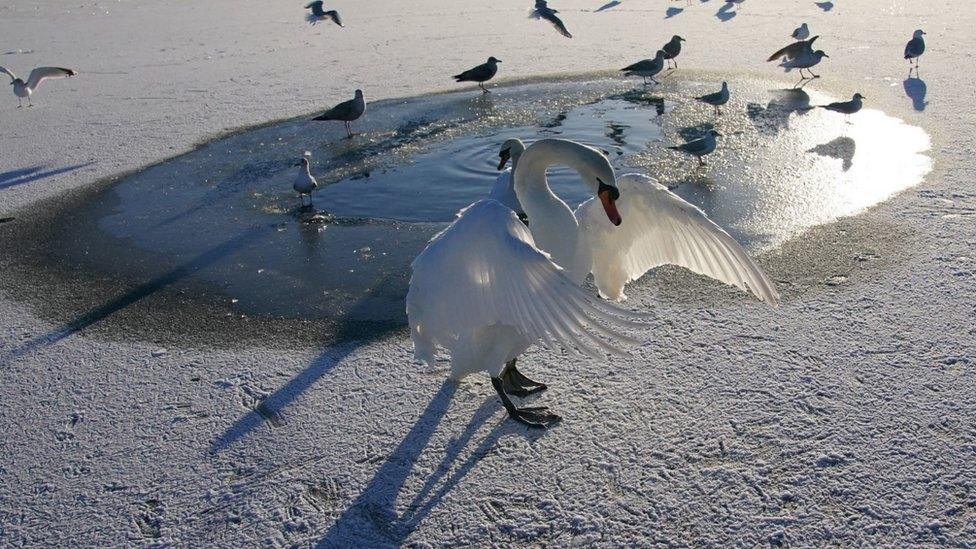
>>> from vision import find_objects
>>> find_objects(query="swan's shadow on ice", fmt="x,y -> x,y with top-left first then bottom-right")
210,274 -> 402,452
0,225 -> 274,368
904,76 -> 927,111
316,381 -> 544,547
0,162 -> 92,190
745,88 -> 811,135
808,136 -> 856,171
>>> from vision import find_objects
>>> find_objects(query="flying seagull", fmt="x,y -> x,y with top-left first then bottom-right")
661,35 -> 686,68
792,23 -> 810,41
531,0 -> 572,38
696,81 -> 730,115
669,130 -> 721,165
621,51 -> 666,85
806,92 -> 864,123
305,1 -> 343,26
767,35 -> 819,62
312,89 -> 365,137
293,153 -> 319,208
0,66 -> 76,107
453,57 -> 501,93
904,29 -> 926,72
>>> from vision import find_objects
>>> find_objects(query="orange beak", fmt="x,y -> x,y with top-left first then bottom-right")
597,180 -> 622,226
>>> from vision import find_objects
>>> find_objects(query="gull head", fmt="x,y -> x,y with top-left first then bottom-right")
708,129 -> 723,137
671,35 -> 685,43
853,92 -> 865,100
913,29 -> 926,38
487,56 -> 501,64
354,89 -> 364,98
497,138 -> 525,171
814,50 -> 829,59
721,81 -> 728,89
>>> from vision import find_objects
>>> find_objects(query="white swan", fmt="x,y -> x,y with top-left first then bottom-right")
488,139 -> 526,219
407,138 -> 778,427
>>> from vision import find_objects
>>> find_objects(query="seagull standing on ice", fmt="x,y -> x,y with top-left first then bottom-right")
792,23 -> 810,40
531,0 -> 573,38
312,89 -> 365,138
669,130 -> 721,165
293,154 -> 319,208
0,66 -> 76,107
904,29 -> 926,71
696,82 -> 730,115
305,1 -> 343,26
780,49 -> 829,79
807,92 -> 864,123
661,35 -> 686,68
621,51 -> 666,85
453,57 -> 501,93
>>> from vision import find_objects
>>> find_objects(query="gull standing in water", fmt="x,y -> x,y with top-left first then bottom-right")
0,66 -> 76,107
696,82 -> 730,115
807,92 -> 865,123
792,23 -> 810,40
531,0 -> 573,38
904,29 -> 926,72
293,154 -> 319,208
621,51 -> 666,85
661,35 -> 686,69
453,57 -> 501,93
305,1 -> 343,26
312,89 -> 365,138
407,138 -> 777,427
780,49 -> 829,79
491,139 -> 527,221
669,130 -> 721,165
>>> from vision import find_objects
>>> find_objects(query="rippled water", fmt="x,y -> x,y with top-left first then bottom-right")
45,74 -> 931,324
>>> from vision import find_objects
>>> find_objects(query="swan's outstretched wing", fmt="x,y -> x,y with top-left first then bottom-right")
407,200 -> 642,365
0,66 -> 17,82
576,174 -> 779,305
25,67 -> 75,90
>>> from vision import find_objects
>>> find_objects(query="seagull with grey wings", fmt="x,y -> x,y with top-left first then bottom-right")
669,130 -> 721,165
696,81 -> 730,115
804,92 -> 865,123
0,66 -> 76,107
904,29 -> 926,72
792,23 -> 810,41
312,89 -> 365,137
768,36 -> 828,79
293,153 -> 319,208
661,35 -> 686,68
453,57 -> 501,93
621,50 -> 666,85
305,1 -> 343,27
531,0 -> 572,38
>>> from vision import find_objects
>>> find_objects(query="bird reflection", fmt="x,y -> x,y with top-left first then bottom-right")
746,88 -> 811,135
903,76 -> 927,112
808,136 -> 856,171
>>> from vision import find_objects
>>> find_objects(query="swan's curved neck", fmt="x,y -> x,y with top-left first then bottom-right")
513,139 -> 596,278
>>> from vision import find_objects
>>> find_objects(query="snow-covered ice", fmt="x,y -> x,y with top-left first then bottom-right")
1,0 -> 975,546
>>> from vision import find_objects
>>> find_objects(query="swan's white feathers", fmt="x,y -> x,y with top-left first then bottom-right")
407,200 -> 640,370
576,174 -> 780,305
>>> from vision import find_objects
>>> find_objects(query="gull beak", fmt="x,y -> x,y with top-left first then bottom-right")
597,179 -> 622,226
497,149 -> 511,171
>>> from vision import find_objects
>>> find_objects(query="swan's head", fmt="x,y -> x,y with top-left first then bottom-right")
497,139 -> 525,170
913,29 -> 926,38
580,149 -> 621,226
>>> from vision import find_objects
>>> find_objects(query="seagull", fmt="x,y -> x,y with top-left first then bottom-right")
305,1 -> 343,26
780,49 -> 829,79
293,153 -> 319,207
806,92 -> 864,123
668,129 -> 721,165
312,89 -> 365,138
767,35 -> 819,62
792,23 -> 810,41
0,66 -> 76,107
531,0 -> 572,38
905,29 -> 926,72
621,51 -> 666,85
453,57 -> 501,93
661,35 -> 686,69
696,81 -> 730,115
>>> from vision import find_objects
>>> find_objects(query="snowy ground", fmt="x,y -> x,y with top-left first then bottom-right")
1,0 -> 975,546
